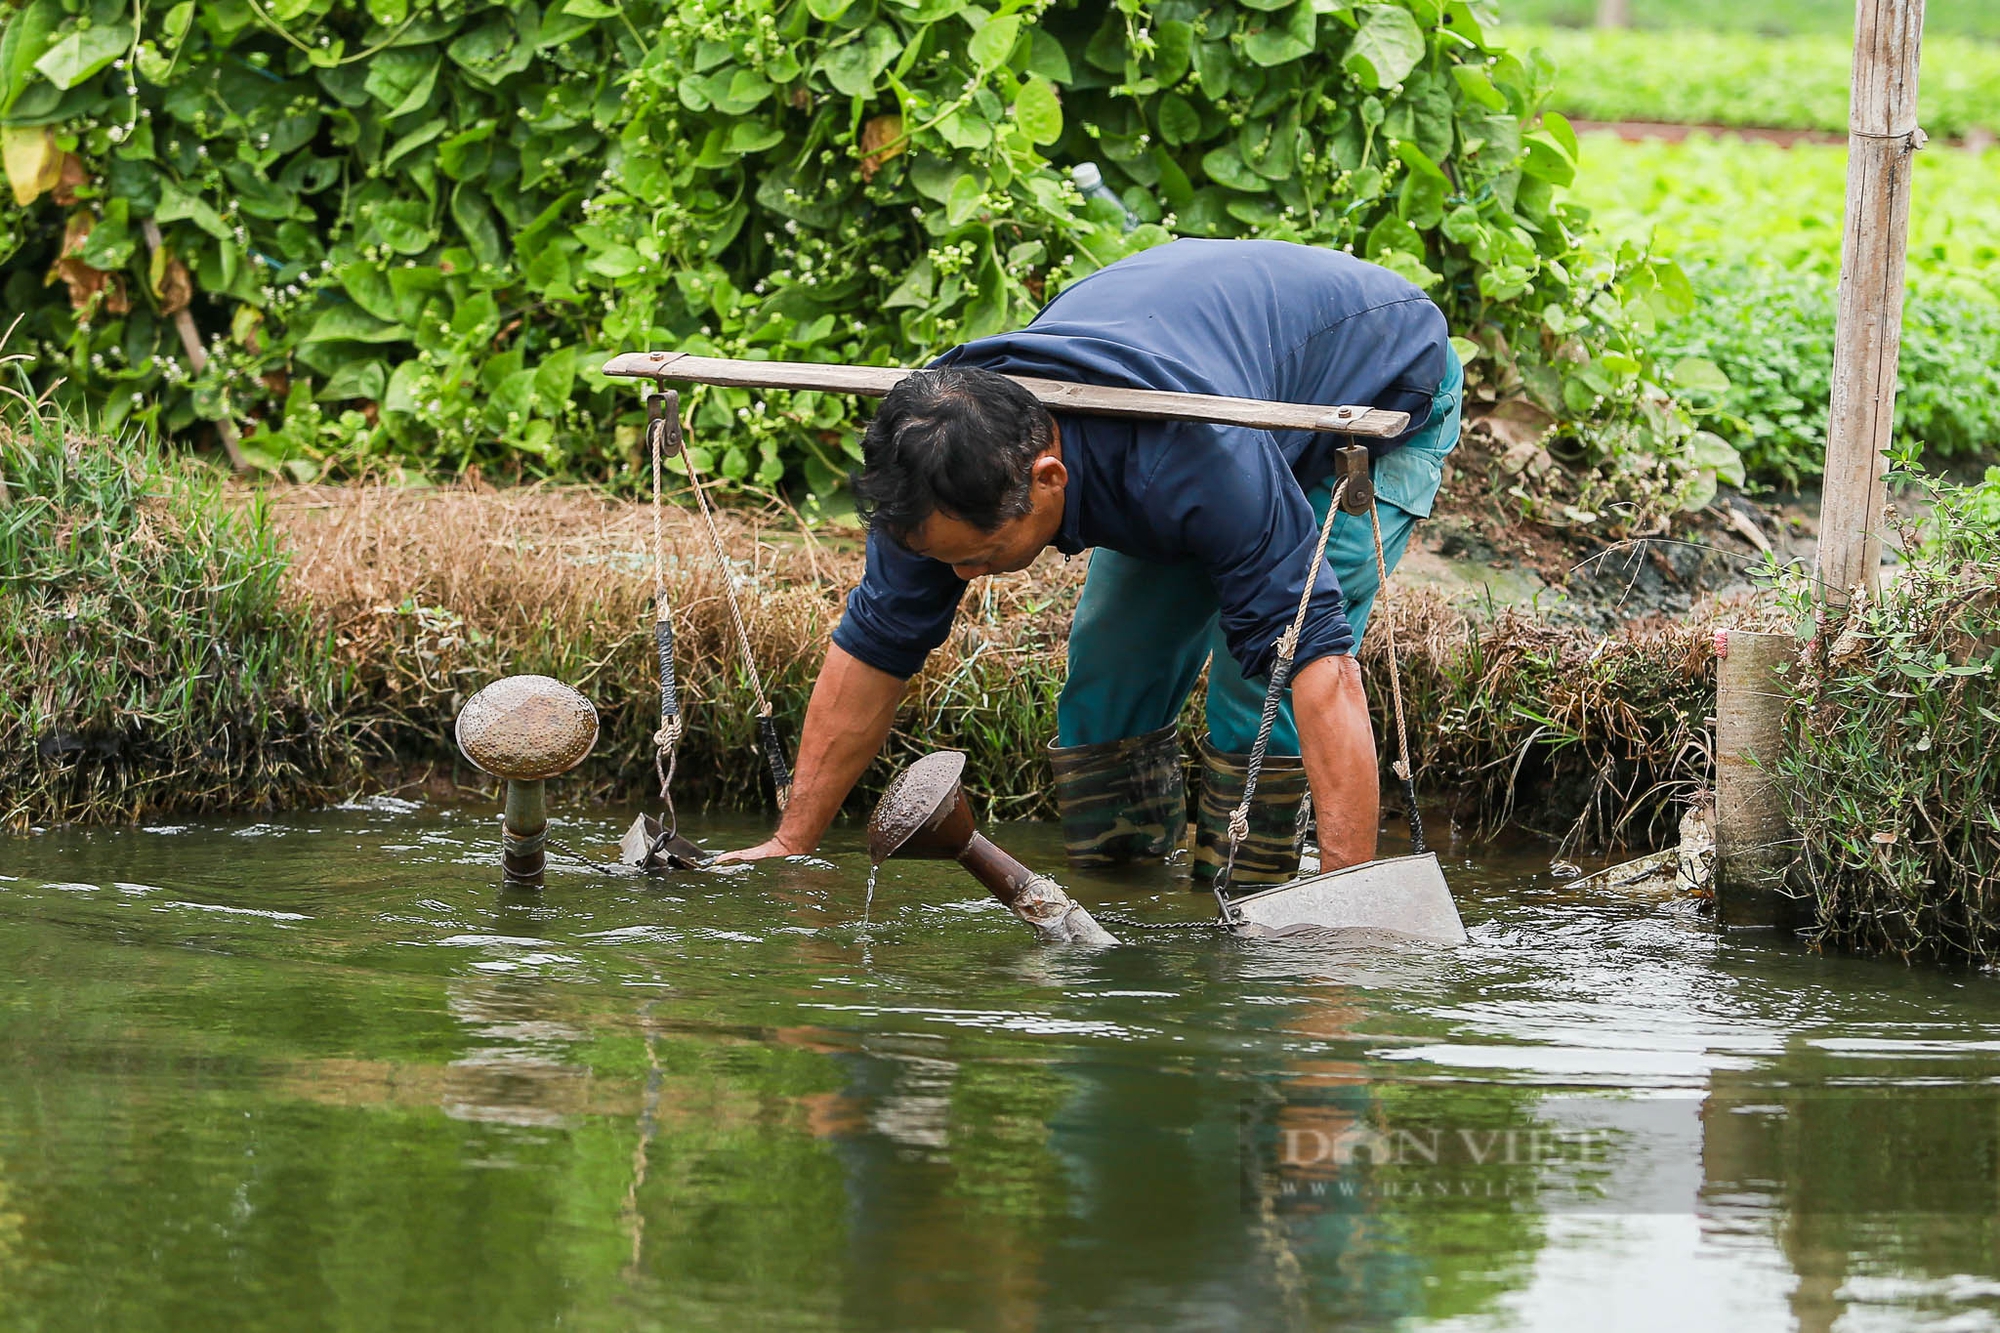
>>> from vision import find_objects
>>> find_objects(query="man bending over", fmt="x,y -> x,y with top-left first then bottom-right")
721,238 -> 1460,887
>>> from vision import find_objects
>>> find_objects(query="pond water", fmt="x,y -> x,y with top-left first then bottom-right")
2,799 -> 1999,1331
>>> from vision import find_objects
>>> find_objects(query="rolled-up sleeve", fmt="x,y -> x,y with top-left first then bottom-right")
830,531 -> 968,679
1156,425 -> 1354,681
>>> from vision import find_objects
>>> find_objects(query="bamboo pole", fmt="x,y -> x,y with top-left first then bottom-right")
600,351 -> 1413,439
1719,0 -> 1925,921
1816,0 -> 1926,603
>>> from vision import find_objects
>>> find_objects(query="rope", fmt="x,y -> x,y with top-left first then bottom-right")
647,392 -> 794,810
1212,446 -> 1431,920
1093,911 -> 1235,934
649,396 -> 685,838
1214,472 -> 1351,920
545,833 -> 638,876
1368,498 -> 1425,855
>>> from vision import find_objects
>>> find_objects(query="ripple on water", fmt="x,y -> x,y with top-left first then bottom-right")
1,804 -> 1997,1331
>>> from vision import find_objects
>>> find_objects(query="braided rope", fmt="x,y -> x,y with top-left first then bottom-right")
1214,452 -> 1433,910
1369,498 -> 1425,854
1215,473 -> 1350,909
650,392 -> 792,810
649,401 -> 685,833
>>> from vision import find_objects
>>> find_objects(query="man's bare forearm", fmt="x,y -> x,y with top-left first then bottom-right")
1291,654 -> 1379,870
766,642 -> 907,853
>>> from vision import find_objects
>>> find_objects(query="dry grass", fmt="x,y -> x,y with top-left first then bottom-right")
1369,591 -> 1786,849
274,482 -> 1085,814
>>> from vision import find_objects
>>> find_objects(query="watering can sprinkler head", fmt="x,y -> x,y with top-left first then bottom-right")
868,751 -> 1118,946
867,751 -> 976,862
455,675 -> 599,887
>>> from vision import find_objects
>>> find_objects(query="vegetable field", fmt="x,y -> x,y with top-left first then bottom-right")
1574,134 -> 2000,484
1517,25 -> 2000,139
1503,0 -> 1998,42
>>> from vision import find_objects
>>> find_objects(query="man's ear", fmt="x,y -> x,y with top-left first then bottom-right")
1031,451 -> 1067,493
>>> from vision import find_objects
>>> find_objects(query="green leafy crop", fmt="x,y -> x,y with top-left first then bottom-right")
0,0 -> 1714,525
1571,134 -> 2000,487
1519,24 -> 2000,140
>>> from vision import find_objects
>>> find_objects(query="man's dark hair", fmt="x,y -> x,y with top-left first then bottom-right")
852,368 -> 1053,542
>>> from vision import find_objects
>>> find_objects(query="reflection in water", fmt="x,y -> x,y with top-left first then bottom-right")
2,805 -> 2000,1328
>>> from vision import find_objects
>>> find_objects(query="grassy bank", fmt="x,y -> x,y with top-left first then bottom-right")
279,484 -> 1743,848
1,408 -> 1748,848
21,409 -> 2000,965
0,395 -> 355,829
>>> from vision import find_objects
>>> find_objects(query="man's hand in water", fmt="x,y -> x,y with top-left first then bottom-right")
713,836 -> 812,865
712,645 -> 907,867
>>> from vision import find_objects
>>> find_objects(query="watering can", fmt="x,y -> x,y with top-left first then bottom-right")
872,750 -> 1466,946
1220,854 -> 1467,945
868,751 -> 1118,945
454,675 -> 599,888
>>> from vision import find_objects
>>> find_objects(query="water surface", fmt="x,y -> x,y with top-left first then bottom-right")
2,801 -> 1997,1331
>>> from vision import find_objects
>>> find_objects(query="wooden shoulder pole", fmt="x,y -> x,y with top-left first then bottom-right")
1817,0 -> 1926,603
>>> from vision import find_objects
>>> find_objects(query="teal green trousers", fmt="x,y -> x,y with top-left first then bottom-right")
1055,354 -> 1462,756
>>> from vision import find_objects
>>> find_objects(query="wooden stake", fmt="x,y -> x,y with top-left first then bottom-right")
1714,630 -> 1806,927
1817,0 -> 1926,603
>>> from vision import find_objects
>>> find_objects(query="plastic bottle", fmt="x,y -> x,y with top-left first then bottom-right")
1070,162 -> 1139,232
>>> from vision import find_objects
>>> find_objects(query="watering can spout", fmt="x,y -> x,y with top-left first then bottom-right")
869,752 -> 1117,946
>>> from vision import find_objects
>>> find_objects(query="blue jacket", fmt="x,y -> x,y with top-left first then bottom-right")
831,239 -> 1451,682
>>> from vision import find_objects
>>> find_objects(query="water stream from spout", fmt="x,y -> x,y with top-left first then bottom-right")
859,863 -> 881,967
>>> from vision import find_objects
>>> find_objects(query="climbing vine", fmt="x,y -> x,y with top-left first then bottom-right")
0,0 -> 1730,523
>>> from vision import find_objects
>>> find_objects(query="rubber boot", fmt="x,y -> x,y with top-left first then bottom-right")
1048,724 -> 1188,870
1190,736 -> 1309,891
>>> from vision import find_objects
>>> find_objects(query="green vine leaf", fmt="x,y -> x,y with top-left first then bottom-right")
1242,1 -> 1316,67
33,22 -> 133,91
1014,74 -> 1063,145
0,0 -> 1709,525
1344,4 -> 1425,89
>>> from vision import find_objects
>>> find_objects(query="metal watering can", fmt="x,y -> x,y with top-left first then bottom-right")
868,751 -> 1118,946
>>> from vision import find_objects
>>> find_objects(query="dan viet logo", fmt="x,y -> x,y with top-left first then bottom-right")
1240,1097 -> 1622,1215
1276,1123 -> 1612,1169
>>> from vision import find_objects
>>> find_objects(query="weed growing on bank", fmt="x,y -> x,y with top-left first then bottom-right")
1778,468 -> 2000,965
0,358 -> 357,829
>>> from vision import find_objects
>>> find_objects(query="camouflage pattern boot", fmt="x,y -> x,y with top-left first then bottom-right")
1047,724 -> 1188,870
1190,736 -> 1309,891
